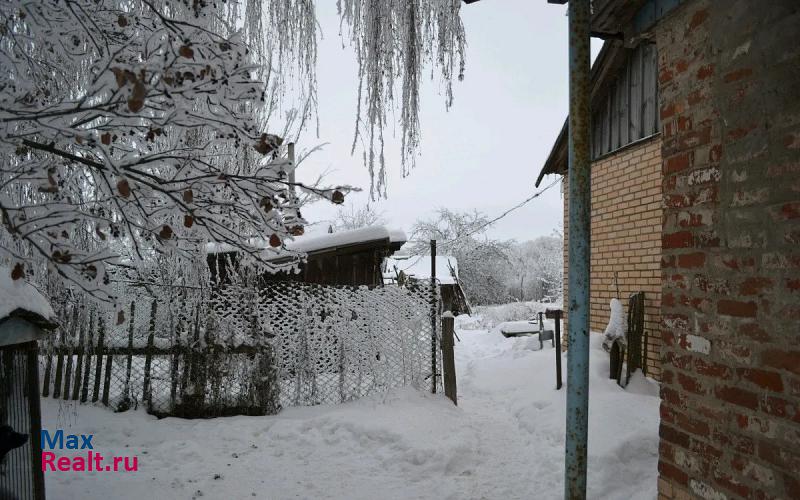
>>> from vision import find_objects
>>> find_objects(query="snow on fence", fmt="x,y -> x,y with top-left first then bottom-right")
39,281 -> 442,417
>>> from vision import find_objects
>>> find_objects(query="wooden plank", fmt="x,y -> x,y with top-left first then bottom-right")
610,81 -> 619,151
142,300 -> 157,409
123,301 -> 136,406
41,354 -> 52,397
629,45 -> 643,141
92,317 -> 105,403
26,343 -> 46,500
71,317 -> 85,400
430,240 -> 437,395
642,43 -> 657,137
441,314 -> 457,405
62,346 -> 73,401
170,306 -> 183,410
619,59 -> 630,146
102,353 -> 113,407
80,315 -> 95,403
52,344 -> 64,399
601,92 -> 611,155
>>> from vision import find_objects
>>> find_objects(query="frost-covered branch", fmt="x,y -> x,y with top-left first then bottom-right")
338,0 -> 466,199
0,0 -> 347,299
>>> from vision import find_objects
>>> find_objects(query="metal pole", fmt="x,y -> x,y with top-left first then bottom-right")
430,239 -> 437,394
565,0 -> 591,498
555,310 -> 563,390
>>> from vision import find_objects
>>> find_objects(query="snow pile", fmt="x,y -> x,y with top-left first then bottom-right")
44,323 -> 659,500
603,298 -> 626,351
0,266 -> 55,322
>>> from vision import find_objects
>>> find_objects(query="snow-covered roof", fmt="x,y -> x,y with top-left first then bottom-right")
205,225 -> 407,257
383,255 -> 459,285
0,266 -> 57,345
290,226 -> 406,254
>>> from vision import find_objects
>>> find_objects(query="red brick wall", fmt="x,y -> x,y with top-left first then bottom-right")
656,1 -> 800,498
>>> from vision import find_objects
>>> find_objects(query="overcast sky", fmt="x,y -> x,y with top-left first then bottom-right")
296,1 -> 600,242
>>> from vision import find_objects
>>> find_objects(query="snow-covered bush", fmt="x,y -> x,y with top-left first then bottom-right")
602,298 -> 626,351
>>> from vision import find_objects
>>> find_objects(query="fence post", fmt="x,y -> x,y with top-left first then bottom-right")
26,342 -> 46,500
92,317 -> 105,403
62,343 -> 73,401
52,318 -> 66,398
430,239 -> 437,394
142,299 -> 157,410
102,318 -> 113,406
555,310 -> 563,390
80,315 -> 94,402
121,301 -> 135,410
441,312 -> 457,405
42,354 -> 52,397
71,316 -> 85,400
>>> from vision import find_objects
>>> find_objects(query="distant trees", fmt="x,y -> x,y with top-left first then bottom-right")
408,209 -> 512,305
333,203 -> 386,231
408,209 -> 563,306
505,233 -> 563,303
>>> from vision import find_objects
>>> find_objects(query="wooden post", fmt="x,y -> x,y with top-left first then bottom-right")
546,308 -> 564,390
102,312 -> 114,407
62,344 -> 73,401
52,329 -> 64,399
122,301 -> 135,407
26,343 -> 46,500
92,317 -> 105,403
80,315 -> 94,402
170,319 -> 180,410
430,239 -> 437,394
102,351 -> 113,407
42,354 -> 52,397
71,317 -> 85,400
142,300 -> 157,410
441,313 -> 457,405
554,310 -> 563,390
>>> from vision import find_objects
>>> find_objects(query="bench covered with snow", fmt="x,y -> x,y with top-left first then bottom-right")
498,318 -> 555,349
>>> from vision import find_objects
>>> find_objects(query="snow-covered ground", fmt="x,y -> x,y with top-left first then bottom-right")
43,317 -> 660,500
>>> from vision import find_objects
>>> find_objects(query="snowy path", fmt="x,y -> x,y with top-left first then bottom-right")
42,322 -> 660,500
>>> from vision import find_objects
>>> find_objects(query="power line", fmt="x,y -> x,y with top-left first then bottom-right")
406,176 -> 563,246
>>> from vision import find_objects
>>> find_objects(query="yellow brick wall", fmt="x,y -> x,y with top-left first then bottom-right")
562,135 -> 663,379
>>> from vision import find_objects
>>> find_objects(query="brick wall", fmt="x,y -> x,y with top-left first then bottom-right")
656,1 -> 800,499
562,135 -> 664,378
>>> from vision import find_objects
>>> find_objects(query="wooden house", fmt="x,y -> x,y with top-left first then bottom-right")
208,226 -> 407,286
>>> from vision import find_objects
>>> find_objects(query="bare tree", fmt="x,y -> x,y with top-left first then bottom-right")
333,203 -> 386,231
410,208 -> 512,305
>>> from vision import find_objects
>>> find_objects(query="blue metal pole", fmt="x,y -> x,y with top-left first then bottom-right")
565,0 -> 591,498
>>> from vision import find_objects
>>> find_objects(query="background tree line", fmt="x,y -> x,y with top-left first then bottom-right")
334,204 -> 563,306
